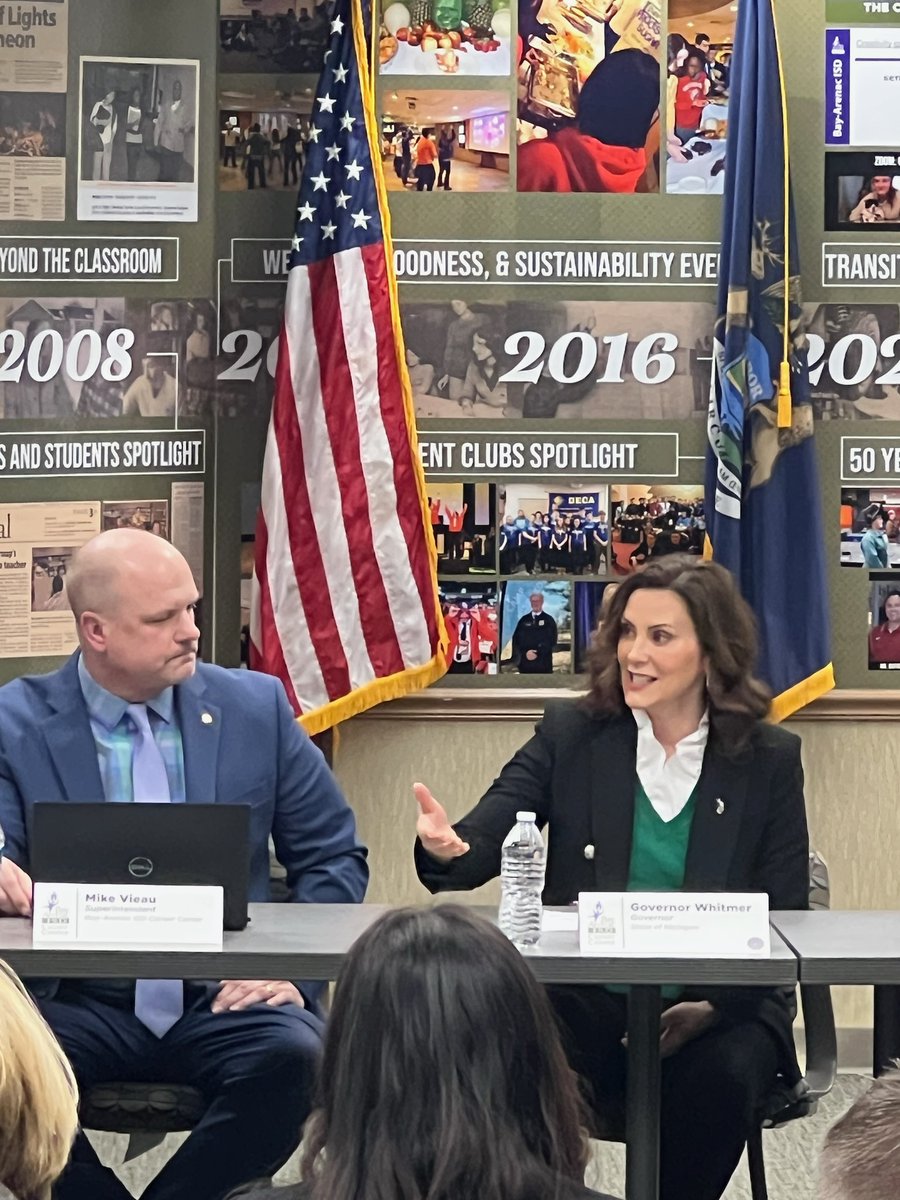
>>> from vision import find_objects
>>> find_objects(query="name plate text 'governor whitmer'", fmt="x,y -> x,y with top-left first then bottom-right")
577,893 -> 771,958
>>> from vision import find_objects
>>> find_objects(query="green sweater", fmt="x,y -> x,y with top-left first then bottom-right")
607,780 -> 697,999
628,779 -> 697,892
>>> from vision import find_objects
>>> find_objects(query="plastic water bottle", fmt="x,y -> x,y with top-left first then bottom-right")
498,811 -> 546,946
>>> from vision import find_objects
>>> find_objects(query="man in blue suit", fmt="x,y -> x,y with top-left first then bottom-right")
0,528 -> 369,1200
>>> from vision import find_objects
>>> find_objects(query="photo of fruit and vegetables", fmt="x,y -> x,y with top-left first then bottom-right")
379,0 -> 512,76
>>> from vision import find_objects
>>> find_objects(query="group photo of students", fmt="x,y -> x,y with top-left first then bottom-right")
497,484 -> 610,577
608,485 -> 705,573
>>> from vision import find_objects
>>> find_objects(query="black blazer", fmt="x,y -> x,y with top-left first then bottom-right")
415,701 -> 810,1083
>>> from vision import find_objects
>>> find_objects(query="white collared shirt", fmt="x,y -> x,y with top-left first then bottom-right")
633,708 -> 709,823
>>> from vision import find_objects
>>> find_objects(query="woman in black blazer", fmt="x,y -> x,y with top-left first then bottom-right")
414,556 -> 810,1200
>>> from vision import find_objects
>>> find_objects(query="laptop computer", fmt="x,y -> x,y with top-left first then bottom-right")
30,803 -> 251,931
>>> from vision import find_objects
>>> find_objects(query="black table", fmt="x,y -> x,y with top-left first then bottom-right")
771,909 -> 900,1075
0,904 -> 799,1200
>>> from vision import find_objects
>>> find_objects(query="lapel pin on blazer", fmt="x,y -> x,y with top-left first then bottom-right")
715,798 -> 725,815
584,844 -> 595,860
201,712 -> 214,725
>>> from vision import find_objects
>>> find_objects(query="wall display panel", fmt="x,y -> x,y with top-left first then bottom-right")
0,0 -> 218,688
0,0 -> 893,702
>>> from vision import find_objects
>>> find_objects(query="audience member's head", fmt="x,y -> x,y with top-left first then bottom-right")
298,905 -> 591,1200
818,1068 -> 900,1200
0,960 -> 78,1200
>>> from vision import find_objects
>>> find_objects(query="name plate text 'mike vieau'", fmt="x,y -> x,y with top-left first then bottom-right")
32,883 -> 223,951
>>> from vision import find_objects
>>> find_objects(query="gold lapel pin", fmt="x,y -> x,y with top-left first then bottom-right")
715,798 -> 725,815
201,712 -> 213,725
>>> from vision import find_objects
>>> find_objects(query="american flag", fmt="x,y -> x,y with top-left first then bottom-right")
250,0 -> 448,733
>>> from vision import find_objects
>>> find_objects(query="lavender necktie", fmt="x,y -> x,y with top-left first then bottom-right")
127,703 -> 184,1038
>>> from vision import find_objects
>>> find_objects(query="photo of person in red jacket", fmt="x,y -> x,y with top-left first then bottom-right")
517,48 -> 660,194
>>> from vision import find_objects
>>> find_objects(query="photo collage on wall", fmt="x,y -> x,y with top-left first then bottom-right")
822,0 -> 900,680
1,0 -> 895,693
218,2 -> 323,195
376,0 -> 738,197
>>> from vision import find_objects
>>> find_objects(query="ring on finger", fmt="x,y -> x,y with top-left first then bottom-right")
264,984 -> 275,995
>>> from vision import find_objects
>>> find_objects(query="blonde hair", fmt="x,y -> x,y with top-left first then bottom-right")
0,961 -> 78,1200
819,1068 -> 900,1200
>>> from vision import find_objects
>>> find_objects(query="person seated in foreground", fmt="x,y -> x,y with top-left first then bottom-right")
413,556 -> 810,1200
818,1067 -> 900,1200
0,958 -> 78,1200
0,528 -> 369,1200
228,905 -> 617,1200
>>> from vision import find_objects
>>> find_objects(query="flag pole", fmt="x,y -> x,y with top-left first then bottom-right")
368,0 -> 378,106
351,0 -> 450,676
770,0 -> 793,429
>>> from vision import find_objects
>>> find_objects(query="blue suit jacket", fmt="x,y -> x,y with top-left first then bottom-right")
0,654 -> 369,1004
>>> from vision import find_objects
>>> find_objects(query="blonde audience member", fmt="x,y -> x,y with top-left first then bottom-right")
0,960 -> 78,1200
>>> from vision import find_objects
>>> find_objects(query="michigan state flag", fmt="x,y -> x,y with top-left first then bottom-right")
705,0 -> 834,721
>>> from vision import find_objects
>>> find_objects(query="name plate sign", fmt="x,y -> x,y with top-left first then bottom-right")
577,892 -> 771,958
33,883 -> 223,951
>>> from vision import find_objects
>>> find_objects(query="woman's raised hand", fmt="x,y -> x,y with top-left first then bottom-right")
414,782 -> 470,861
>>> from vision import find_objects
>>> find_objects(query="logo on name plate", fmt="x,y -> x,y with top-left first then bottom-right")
586,900 -> 618,943
39,890 -> 71,931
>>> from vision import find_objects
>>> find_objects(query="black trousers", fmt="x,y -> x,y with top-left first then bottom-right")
247,158 -> 266,189
39,982 -> 323,1200
546,985 -> 779,1200
415,163 -> 436,191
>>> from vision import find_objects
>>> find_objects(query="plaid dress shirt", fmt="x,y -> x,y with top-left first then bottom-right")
77,656 -> 186,804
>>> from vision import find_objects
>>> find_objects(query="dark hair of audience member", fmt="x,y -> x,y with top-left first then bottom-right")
299,905 -> 591,1200
585,555 -> 771,750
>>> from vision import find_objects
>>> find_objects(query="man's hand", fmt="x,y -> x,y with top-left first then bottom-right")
414,782 -> 470,862
0,858 -> 33,917
658,1001 -> 718,1058
211,980 -> 305,1013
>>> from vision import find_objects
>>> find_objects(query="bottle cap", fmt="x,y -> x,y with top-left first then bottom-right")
516,811 -> 536,822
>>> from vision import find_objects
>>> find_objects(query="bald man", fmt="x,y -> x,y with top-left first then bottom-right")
0,529 -> 368,1200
